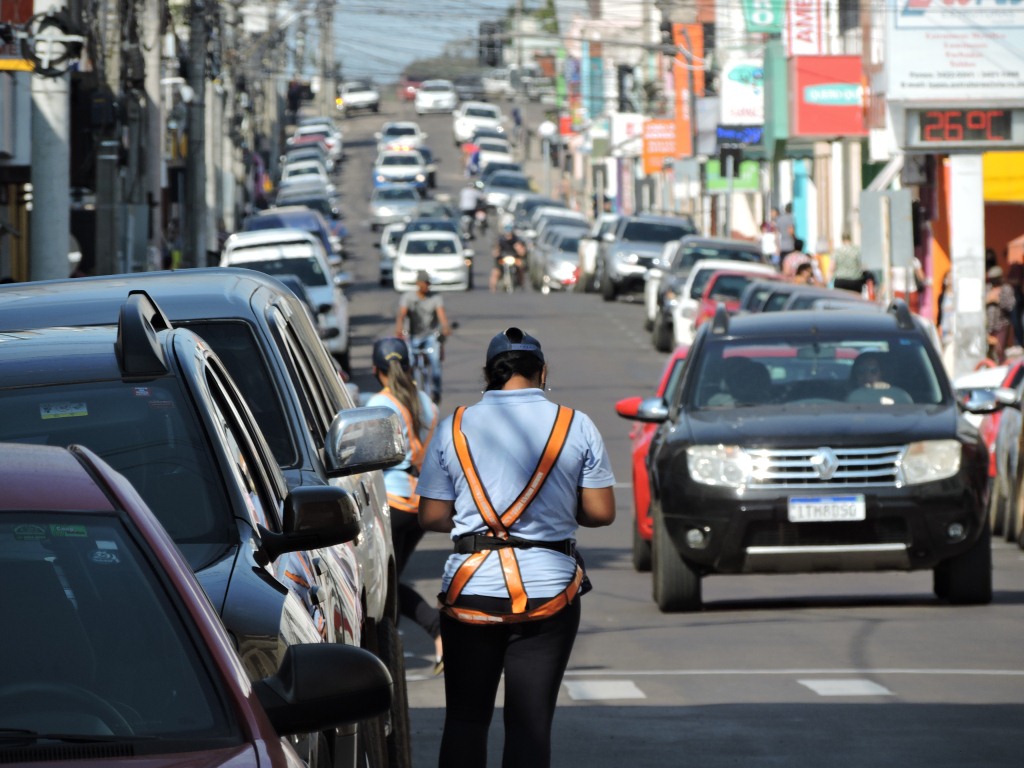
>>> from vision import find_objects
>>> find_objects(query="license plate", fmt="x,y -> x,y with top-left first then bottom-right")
787,495 -> 866,523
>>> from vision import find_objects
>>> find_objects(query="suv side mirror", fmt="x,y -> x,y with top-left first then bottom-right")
259,485 -> 361,562
325,406 -> 407,476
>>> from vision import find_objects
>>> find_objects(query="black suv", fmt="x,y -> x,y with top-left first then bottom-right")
0,271 -> 412,767
0,292 -> 404,765
622,301 -> 992,612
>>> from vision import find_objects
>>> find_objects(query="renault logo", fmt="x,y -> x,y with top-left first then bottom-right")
810,447 -> 839,480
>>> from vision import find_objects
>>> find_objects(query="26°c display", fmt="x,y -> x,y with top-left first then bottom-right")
917,108 -> 1011,144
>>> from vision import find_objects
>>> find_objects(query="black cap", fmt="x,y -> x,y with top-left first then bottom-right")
486,327 -> 544,364
373,337 -> 411,371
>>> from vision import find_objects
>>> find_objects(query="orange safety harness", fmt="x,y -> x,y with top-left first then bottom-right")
440,404 -> 583,625
380,389 -> 436,514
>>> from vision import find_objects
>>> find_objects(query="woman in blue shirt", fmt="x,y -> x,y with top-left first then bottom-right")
366,337 -> 443,673
418,327 -> 616,768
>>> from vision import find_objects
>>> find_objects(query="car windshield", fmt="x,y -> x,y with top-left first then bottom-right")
688,269 -> 755,299
276,196 -> 333,217
385,126 -> 416,137
381,155 -> 420,166
479,142 -> 508,152
0,381 -> 233,563
673,245 -> 762,271
621,221 -> 695,243
406,220 -> 457,234
423,83 -> 451,92
703,273 -> 764,301
229,256 -> 328,287
0,512 -> 239,742
687,336 -> 945,409
557,236 -> 581,252
466,107 -> 498,119
490,174 -> 530,189
376,187 -> 418,201
404,238 -> 457,255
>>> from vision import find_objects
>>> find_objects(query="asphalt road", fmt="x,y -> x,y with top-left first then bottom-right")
325,97 -> 1024,768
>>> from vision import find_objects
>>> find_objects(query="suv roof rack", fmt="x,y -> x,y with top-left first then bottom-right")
887,299 -> 915,330
115,290 -> 172,379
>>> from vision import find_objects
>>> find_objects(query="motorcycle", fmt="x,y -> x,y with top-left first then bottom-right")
475,206 -> 489,236
498,255 -> 520,294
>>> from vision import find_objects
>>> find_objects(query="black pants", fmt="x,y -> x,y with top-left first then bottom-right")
438,596 -> 581,768
390,509 -> 440,640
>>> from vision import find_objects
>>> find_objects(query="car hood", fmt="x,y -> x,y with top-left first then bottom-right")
681,403 -> 974,448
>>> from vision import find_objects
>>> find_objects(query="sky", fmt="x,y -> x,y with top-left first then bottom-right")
333,0 -> 517,82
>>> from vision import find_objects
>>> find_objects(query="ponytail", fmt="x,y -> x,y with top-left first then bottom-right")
384,359 -> 424,436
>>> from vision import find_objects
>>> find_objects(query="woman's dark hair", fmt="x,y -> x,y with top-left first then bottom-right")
484,352 -> 545,391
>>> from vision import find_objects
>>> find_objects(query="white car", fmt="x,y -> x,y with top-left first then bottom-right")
287,122 -> 343,163
392,231 -> 470,292
375,121 -> 427,153
670,260 -> 778,348
475,138 -> 514,170
578,213 -> 619,293
453,101 -> 503,145
221,228 -> 349,362
336,80 -> 380,116
372,149 -> 429,193
280,158 -> 334,193
415,79 -> 458,114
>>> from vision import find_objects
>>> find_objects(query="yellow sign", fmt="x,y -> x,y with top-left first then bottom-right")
983,152 -> 1024,203
0,59 -> 34,72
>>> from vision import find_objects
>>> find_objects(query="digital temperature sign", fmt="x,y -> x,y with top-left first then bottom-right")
907,108 -> 1023,150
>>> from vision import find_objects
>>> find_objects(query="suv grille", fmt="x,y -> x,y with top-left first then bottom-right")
748,445 -> 904,489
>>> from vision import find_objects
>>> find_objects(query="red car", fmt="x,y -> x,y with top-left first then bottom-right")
0,442 -> 391,766
397,75 -> 424,102
614,346 -> 689,571
693,270 -> 784,332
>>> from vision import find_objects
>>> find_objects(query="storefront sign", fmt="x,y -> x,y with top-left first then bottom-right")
717,124 -> 764,146
672,23 -> 704,158
741,0 -> 786,33
720,56 -> 764,126
785,0 -> 833,57
790,55 -> 866,138
885,0 -> 1024,103
705,159 -> 760,193
643,119 -> 677,175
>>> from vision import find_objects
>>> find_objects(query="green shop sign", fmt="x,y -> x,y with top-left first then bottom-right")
741,0 -> 785,34
706,159 -> 760,193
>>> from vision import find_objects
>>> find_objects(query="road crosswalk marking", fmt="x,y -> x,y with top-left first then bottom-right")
563,680 -> 646,701
798,679 -> 894,696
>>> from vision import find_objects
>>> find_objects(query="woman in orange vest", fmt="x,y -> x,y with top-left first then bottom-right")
417,327 -> 616,768
366,337 -> 443,673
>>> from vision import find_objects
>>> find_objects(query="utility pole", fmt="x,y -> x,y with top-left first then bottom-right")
142,0 -> 163,269
319,0 -> 335,117
29,1 -> 75,280
185,0 -> 207,267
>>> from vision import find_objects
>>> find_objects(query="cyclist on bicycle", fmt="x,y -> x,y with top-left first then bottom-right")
395,270 -> 452,404
490,223 -> 527,293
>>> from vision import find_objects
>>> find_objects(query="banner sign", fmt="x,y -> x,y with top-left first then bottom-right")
785,0 -> 833,57
643,119 -> 677,175
672,23 -> 704,159
885,0 -> 1024,103
717,124 -> 764,146
742,0 -> 786,33
719,56 -> 764,126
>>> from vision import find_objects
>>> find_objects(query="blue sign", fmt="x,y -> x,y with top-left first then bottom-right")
717,124 -> 764,146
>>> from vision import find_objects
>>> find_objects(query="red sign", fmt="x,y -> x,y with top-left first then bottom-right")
672,23 -> 704,159
790,56 -> 866,138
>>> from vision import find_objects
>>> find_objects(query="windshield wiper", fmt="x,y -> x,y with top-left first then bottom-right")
0,728 -> 156,744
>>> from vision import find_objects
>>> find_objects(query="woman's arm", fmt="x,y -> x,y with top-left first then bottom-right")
577,486 -> 615,528
419,496 -> 455,532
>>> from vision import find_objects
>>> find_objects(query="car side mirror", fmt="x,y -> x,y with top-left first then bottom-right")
614,396 -> 643,419
958,386 -> 1020,414
325,406 -> 407,476
259,485 -> 361,562
254,644 -> 392,735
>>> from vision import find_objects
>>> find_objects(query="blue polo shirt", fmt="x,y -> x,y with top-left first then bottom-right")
417,388 -> 615,598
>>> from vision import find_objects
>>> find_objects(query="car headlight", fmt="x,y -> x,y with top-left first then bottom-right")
375,174 -> 386,183
617,252 -> 640,264
686,445 -> 755,488
900,440 -> 962,485
415,174 -> 426,182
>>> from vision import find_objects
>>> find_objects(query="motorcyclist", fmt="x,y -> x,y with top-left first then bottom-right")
490,223 -> 527,293
395,270 -> 452,404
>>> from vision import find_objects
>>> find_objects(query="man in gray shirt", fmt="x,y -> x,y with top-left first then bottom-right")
395,270 -> 452,403
775,202 -> 795,255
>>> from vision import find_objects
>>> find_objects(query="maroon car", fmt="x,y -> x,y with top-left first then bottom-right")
0,442 -> 391,766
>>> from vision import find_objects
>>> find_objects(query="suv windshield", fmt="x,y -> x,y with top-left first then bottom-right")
673,245 -> 762,272
0,381 -> 233,553
687,336 -> 945,409
229,255 -> 328,287
621,221 -> 694,243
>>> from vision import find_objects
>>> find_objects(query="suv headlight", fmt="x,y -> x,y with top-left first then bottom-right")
900,439 -> 962,485
686,445 -> 755,488
617,252 -> 640,264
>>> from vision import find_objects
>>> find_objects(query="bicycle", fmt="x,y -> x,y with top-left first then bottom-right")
409,324 -> 457,403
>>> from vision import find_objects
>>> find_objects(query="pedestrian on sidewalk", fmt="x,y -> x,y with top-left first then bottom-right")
417,327 -> 616,768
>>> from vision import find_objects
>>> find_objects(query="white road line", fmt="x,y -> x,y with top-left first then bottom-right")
563,668 -> 1024,677
564,680 -> 646,701
799,679 -> 894,696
